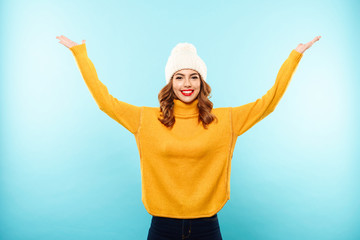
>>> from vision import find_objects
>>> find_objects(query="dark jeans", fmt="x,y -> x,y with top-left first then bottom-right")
147,213 -> 223,240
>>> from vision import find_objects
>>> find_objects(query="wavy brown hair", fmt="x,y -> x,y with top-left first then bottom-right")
157,74 -> 218,129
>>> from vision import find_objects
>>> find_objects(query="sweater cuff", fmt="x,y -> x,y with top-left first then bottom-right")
69,43 -> 87,57
290,49 -> 303,62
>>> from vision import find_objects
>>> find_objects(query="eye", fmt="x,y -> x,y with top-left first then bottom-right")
192,76 -> 198,79
176,76 -> 182,79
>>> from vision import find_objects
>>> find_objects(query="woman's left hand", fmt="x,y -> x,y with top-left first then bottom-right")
295,36 -> 321,54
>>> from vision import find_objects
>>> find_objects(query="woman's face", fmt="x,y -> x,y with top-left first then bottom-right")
172,69 -> 201,104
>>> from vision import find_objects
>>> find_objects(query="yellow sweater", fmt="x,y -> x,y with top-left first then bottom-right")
69,43 -> 303,219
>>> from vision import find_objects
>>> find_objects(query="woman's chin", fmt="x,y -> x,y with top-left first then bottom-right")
178,97 -> 196,104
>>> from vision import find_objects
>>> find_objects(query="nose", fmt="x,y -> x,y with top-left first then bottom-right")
184,77 -> 191,87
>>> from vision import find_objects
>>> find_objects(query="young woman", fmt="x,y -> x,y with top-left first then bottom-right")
56,35 -> 321,240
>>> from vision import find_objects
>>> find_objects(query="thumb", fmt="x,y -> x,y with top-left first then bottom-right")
82,40 -> 86,44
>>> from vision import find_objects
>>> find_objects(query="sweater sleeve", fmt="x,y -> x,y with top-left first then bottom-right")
69,43 -> 142,135
231,49 -> 303,136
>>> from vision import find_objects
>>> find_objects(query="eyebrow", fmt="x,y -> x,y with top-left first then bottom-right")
174,73 -> 199,76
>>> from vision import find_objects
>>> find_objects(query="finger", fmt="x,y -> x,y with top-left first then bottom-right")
57,36 -> 70,44
58,40 -> 67,45
311,36 -> 321,43
304,36 -> 321,49
60,35 -> 75,45
61,35 -> 73,42
308,36 -> 319,46
56,36 -> 66,42
58,41 -> 68,47
303,41 -> 313,50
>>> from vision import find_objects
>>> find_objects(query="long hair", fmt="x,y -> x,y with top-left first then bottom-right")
157,74 -> 218,129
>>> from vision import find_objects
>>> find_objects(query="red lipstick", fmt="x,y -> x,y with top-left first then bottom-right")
181,90 -> 194,96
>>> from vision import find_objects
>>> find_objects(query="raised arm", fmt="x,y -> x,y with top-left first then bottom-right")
56,36 -> 141,134
231,36 -> 321,136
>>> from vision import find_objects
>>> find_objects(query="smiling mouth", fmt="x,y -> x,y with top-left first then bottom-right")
181,90 -> 194,96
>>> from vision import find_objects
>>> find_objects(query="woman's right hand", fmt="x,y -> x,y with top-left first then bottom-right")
56,35 -> 86,49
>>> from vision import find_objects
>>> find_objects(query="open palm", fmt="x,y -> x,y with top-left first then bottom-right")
56,35 -> 86,48
295,36 -> 321,54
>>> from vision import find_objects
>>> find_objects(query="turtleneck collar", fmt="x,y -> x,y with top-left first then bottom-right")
173,98 -> 199,118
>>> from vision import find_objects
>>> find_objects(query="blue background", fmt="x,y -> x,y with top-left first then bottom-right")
1,0 -> 359,239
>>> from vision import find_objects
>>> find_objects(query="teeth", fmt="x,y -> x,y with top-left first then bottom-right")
182,90 -> 193,93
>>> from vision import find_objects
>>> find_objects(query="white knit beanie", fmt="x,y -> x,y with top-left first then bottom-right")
165,42 -> 207,84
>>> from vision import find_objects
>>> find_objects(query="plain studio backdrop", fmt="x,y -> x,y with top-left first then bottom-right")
0,0 -> 359,239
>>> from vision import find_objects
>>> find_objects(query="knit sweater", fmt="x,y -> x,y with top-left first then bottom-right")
69,43 -> 303,219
